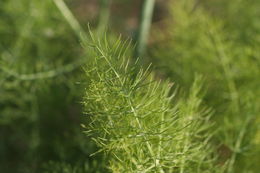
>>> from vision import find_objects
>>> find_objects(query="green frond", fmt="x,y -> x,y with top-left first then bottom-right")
83,34 -> 219,172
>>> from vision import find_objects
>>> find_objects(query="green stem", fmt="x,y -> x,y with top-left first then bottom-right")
227,117 -> 250,173
128,99 -> 165,173
0,5 -> 34,87
135,0 -> 156,58
53,0 -> 87,39
1,58 -> 86,80
97,0 -> 110,35
209,24 -> 247,173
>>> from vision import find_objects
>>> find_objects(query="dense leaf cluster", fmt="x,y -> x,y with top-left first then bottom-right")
83,32 -> 221,172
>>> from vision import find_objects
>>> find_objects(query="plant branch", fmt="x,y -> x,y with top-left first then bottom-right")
53,0 -> 87,39
135,0 -> 155,59
0,58 -> 86,80
97,0 -> 111,35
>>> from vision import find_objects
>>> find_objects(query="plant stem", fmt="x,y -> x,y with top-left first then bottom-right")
227,117 -> 250,173
135,0 -> 156,59
53,0 -> 87,39
97,0 -> 110,35
0,58 -> 86,80
128,99 -> 165,173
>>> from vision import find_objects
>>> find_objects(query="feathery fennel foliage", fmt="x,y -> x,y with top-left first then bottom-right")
83,32 -> 221,172
151,0 -> 260,172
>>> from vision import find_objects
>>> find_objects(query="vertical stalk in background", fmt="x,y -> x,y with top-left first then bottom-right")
53,0 -> 87,39
135,0 -> 156,59
97,0 -> 111,35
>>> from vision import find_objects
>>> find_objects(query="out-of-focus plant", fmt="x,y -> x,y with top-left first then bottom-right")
135,0 -> 155,59
150,0 -> 260,172
0,0 -> 99,172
